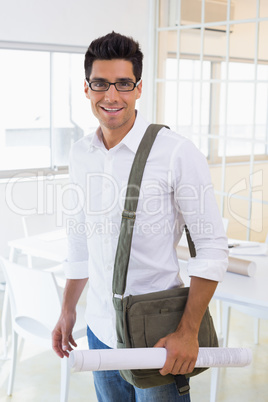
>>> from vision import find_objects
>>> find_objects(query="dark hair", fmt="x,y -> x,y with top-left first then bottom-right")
84,31 -> 143,82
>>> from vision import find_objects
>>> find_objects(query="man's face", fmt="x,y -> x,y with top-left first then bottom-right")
84,59 -> 142,134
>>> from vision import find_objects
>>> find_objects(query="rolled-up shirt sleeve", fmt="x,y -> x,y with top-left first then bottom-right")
64,147 -> 89,280
172,140 -> 229,282
63,260 -> 88,279
187,256 -> 228,282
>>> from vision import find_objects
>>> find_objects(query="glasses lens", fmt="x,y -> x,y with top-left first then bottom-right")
90,81 -> 109,91
115,82 -> 135,91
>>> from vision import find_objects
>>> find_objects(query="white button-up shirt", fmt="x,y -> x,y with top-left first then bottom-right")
65,111 -> 228,348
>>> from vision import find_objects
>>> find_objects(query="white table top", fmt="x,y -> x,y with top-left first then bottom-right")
8,230 -> 67,263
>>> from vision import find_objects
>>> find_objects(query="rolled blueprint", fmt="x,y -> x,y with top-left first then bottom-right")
176,246 -> 256,277
228,256 -> 256,277
69,347 -> 252,372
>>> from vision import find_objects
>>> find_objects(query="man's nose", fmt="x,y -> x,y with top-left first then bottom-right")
104,84 -> 120,102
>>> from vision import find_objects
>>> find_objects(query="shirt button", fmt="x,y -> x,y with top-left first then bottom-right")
106,264 -> 113,271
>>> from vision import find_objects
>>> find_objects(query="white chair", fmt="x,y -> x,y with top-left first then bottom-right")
21,214 -> 66,287
0,257 -> 86,402
21,213 -> 63,237
1,214 -> 66,358
22,214 -> 59,267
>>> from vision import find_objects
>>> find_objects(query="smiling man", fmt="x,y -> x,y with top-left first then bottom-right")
84,58 -> 142,149
52,32 -> 228,402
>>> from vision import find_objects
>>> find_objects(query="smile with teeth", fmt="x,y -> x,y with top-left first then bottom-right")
101,106 -> 123,113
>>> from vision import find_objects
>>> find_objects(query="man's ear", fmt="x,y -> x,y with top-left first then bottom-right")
84,80 -> 90,99
136,79 -> 142,100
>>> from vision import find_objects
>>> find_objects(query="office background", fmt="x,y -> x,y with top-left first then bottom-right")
0,2 -> 268,401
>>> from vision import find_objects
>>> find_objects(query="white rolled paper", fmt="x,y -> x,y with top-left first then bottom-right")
177,246 -> 256,277
69,347 -> 252,372
228,256 -> 256,277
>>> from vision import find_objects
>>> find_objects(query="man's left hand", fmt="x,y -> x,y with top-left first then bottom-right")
154,327 -> 199,376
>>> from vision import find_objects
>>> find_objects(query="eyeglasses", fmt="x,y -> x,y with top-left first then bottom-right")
85,78 -> 141,92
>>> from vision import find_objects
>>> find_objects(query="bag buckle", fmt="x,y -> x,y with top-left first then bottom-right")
122,210 -> 136,220
174,375 -> 190,396
113,293 -> 124,300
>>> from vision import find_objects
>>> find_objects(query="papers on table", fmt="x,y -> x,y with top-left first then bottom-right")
228,241 -> 267,256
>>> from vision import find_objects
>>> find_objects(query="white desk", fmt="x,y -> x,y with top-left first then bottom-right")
8,229 -> 68,263
216,254 -> 268,346
216,255 -> 268,309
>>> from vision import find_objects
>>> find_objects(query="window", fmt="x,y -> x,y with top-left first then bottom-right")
154,0 -> 268,241
0,47 -> 98,177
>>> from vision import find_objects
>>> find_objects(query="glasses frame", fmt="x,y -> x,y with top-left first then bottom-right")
85,78 -> 141,92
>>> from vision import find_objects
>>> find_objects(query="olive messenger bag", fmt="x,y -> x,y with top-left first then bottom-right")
112,124 -> 218,394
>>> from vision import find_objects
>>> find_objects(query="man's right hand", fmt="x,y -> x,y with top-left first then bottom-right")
52,311 -> 77,358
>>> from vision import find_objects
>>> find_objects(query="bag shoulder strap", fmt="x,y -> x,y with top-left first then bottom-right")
112,124 -> 196,297
112,124 -> 166,296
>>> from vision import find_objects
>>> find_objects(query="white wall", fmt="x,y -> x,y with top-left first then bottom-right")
0,0 -> 154,257
0,0 -> 149,47
0,0 -> 154,115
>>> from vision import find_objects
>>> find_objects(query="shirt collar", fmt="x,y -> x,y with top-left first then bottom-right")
88,126 -> 107,152
120,111 -> 150,154
88,111 -> 150,154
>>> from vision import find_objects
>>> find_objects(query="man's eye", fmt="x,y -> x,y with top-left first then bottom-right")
119,82 -> 133,87
94,82 -> 107,88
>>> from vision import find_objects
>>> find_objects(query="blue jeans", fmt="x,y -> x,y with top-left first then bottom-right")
87,326 -> 191,402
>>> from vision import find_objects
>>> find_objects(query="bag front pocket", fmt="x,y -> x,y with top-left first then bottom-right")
144,310 -> 184,347
125,294 -> 188,348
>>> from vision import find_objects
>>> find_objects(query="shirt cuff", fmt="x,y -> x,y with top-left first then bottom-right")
187,257 -> 228,282
63,260 -> 89,279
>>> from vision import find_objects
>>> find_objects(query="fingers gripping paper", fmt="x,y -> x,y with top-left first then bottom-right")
69,347 -> 252,372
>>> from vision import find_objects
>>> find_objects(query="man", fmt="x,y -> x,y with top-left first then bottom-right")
52,32 -> 228,401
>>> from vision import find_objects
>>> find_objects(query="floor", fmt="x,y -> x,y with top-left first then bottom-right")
0,290 -> 268,402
